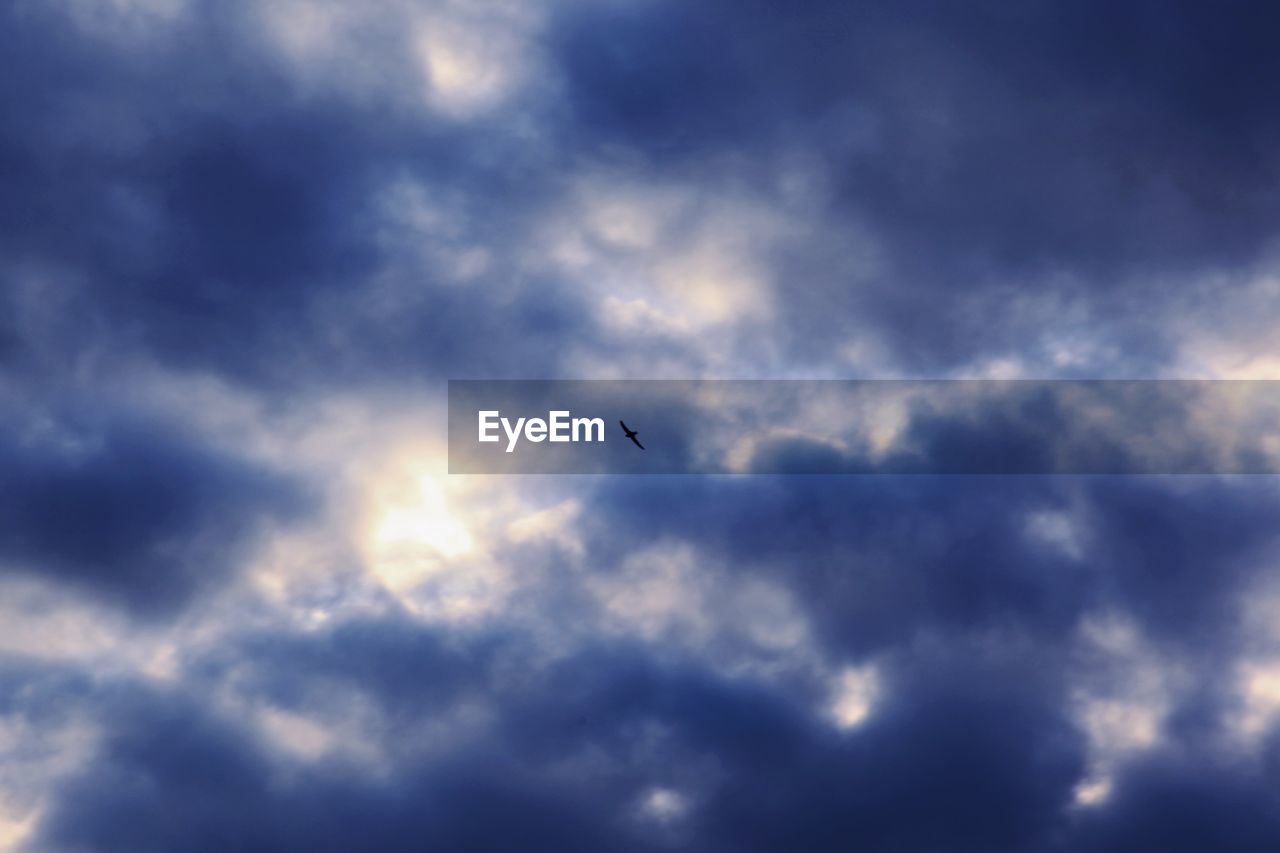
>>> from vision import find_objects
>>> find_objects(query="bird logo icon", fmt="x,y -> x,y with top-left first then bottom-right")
619,420 -> 644,450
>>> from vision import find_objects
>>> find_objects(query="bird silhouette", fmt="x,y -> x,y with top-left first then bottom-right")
619,420 -> 644,450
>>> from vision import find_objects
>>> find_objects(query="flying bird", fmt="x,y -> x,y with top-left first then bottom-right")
619,420 -> 644,450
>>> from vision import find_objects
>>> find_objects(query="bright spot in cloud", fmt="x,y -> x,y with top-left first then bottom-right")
593,545 -> 709,642
1080,698 -> 1160,755
1236,661 -> 1280,740
413,5 -> 537,120
0,712 -> 98,850
372,475 -> 474,561
367,473 -> 475,596
0,810 -> 37,851
1075,614 -> 1170,757
417,31 -> 508,116
637,787 -> 690,824
1073,774 -> 1113,808
1070,612 -> 1179,811
1025,509 -> 1086,560
828,664 -> 880,730
256,706 -> 338,763
506,498 -> 584,556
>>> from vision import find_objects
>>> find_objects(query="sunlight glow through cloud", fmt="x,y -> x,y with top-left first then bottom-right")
829,665 -> 881,731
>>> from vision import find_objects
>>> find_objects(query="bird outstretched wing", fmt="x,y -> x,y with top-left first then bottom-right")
619,420 -> 643,449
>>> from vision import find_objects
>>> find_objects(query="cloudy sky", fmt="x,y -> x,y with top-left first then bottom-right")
3,1 -> 1280,850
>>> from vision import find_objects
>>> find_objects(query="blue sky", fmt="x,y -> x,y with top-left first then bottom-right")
3,1 -> 1280,850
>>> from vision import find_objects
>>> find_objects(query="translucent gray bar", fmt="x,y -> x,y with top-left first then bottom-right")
448,380 -> 1280,474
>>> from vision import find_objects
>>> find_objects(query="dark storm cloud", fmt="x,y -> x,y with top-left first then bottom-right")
24,633 -> 1280,852
0,3 -> 361,383
697,655 -> 1083,852
10,0 -> 1275,381
4,1 -> 1280,850
1069,749 -> 1280,853
581,473 -> 1280,659
552,0 -> 1280,368
199,617 -> 504,718
0,1 -> 587,388
22,470 -> 1280,853
747,381 -> 1280,475
583,476 -> 1085,655
29,627 -> 1087,853
0,410 -> 308,612
30,642 -> 655,853
567,473 -> 1280,849
39,717 -> 644,852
